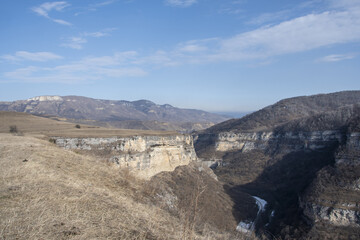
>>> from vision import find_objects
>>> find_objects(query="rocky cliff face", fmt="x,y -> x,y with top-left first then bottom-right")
53,135 -> 197,179
300,131 -> 360,229
213,130 -> 344,153
194,92 -> 360,239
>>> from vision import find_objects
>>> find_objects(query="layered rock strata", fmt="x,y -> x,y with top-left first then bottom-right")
53,135 -> 197,179
301,132 -> 360,227
198,130 -> 344,154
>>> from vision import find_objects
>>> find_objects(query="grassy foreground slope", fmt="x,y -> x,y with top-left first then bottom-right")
1,133 -> 187,239
0,134 -> 247,239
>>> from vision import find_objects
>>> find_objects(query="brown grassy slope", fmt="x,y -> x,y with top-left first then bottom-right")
0,134 -> 251,240
149,163 -> 239,232
0,111 -> 177,137
0,134 -> 186,239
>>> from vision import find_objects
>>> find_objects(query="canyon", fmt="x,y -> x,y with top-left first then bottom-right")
52,135 -> 198,179
1,90 -> 360,239
194,91 -> 360,239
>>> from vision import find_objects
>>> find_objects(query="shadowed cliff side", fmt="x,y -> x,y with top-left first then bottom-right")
194,91 -> 360,239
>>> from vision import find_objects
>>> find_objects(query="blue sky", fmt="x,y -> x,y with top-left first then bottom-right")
0,0 -> 359,112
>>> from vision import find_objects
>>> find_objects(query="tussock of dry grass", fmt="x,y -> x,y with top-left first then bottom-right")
0,134 -> 251,240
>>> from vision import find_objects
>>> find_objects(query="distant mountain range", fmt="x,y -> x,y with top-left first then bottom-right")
0,95 -> 229,132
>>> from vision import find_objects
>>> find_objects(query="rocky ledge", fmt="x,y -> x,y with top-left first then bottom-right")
52,135 -> 197,179
300,132 -> 360,228
197,130 -> 345,154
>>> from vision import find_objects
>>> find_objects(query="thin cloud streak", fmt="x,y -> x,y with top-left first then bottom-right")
31,1 -> 72,26
61,28 -> 116,49
1,51 -> 63,62
165,0 -> 197,7
2,52 -> 146,83
318,53 -> 356,62
61,37 -> 87,50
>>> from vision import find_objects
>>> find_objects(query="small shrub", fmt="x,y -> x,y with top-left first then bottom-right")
9,125 -> 18,133
75,124 -> 81,129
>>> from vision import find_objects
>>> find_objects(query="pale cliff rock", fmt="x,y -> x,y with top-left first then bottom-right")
27,96 -> 63,102
301,202 -> 360,227
213,130 -> 343,153
53,135 -> 197,179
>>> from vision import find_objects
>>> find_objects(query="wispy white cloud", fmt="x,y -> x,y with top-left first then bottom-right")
32,1 -> 71,26
133,51 -> 179,66
1,51 -> 63,62
178,44 -> 207,53
246,10 -> 290,25
165,0 -> 197,7
2,52 -> 146,83
91,0 -> 117,8
61,37 -> 87,50
75,0 -> 118,16
61,28 -> 116,50
4,0 -> 360,83
135,5 -> 360,65
218,0 -> 245,15
216,9 -> 360,61
318,53 -> 356,62
328,0 -> 360,9
83,28 -> 117,38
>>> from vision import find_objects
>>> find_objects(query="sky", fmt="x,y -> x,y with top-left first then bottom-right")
0,0 -> 359,112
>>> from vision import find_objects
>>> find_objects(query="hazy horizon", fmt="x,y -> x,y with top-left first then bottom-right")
1,0 -> 359,112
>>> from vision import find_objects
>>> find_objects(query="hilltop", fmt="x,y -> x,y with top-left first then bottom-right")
202,90 -> 360,133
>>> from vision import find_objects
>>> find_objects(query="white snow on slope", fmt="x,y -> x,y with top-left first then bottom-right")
236,195 -> 267,233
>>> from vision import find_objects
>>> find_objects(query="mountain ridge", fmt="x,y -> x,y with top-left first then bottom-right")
0,95 -> 229,132
201,90 -> 360,133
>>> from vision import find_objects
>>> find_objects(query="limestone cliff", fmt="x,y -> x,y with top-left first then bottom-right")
196,130 -> 344,157
300,132 -> 360,228
53,135 -> 197,179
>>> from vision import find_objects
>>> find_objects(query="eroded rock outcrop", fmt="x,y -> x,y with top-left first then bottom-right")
53,135 -> 197,179
198,130 -> 344,154
300,132 -> 360,228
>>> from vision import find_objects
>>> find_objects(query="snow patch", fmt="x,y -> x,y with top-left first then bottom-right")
236,196 -> 267,233
253,196 -> 267,213
271,210 -> 275,218
236,221 -> 252,233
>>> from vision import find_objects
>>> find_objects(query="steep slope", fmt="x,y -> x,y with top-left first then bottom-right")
0,134 -> 183,239
203,90 -> 360,133
0,96 -> 228,132
194,91 -> 360,239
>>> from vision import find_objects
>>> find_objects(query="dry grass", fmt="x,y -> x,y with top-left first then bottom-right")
0,134 -> 252,240
0,111 -> 178,137
0,134 -> 177,239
